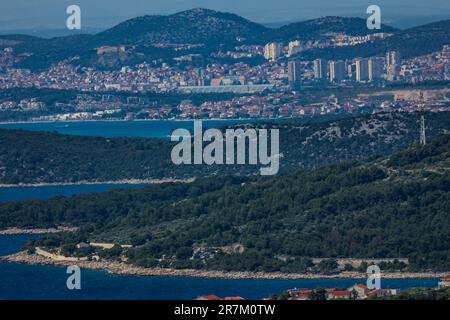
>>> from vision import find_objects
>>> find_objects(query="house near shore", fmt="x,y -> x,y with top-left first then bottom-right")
438,275 -> 450,288
286,283 -> 398,300
367,288 -> 398,299
288,288 -> 353,300
196,295 -> 221,300
347,283 -> 369,299
327,290 -> 353,300
196,295 -> 245,300
287,289 -> 314,300
223,296 -> 245,300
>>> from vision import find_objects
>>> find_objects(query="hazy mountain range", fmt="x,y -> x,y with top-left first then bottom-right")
0,8 -> 449,70
1,0 -> 449,33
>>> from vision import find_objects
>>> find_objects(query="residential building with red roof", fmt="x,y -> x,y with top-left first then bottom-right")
367,289 -> 397,299
287,289 -> 314,300
327,290 -> 353,300
438,275 -> 450,288
196,294 -> 221,300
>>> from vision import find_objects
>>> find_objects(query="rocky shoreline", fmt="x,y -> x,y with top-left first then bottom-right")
0,178 -> 195,188
0,227 -> 77,235
1,251 -> 447,280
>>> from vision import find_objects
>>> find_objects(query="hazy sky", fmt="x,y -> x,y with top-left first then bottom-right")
0,0 -> 449,31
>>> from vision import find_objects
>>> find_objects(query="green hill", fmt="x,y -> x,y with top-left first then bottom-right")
0,9 -> 401,70
95,8 -> 268,45
0,8 -> 269,70
296,18 -> 450,61
1,10 -> 448,70
1,134 -> 449,273
261,16 -> 397,43
0,112 -> 449,184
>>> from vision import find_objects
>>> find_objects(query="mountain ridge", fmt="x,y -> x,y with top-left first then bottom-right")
0,8 -> 447,70
0,9 -> 397,69
295,18 -> 450,60
0,9 -> 398,45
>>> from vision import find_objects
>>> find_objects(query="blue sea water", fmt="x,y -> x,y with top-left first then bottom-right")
0,234 -> 440,300
0,119 -> 253,138
0,184 -> 148,202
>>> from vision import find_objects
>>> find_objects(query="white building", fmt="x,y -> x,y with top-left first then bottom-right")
264,42 -> 282,61
288,40 -> 302,56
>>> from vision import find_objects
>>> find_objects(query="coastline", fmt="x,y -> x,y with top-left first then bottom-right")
1,251 -> 447,280
0,177 -> 195,188
0,118 -> 265,125
0,227 -> 77,235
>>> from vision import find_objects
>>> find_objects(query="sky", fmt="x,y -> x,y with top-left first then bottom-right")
0,0 -> 449,33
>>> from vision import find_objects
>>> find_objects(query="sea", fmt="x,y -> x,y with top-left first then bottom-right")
0,120 -> 440,299
0,119 -> 255,138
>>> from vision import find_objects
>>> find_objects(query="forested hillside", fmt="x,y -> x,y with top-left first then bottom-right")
0,112 -> 449,184
1,134 -> 449,272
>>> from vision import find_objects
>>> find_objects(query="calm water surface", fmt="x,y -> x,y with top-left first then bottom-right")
0,235 -> 439,300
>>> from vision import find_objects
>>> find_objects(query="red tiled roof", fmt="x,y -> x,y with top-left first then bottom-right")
223,296 -> 245,300
367,289 -> 390,296
198,295 -> 221,300
356,283 -> 368,289
299,289 -> 314,294
289,289 -> 313,295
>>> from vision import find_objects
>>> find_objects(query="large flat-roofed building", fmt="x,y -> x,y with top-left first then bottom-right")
178,84 -> 275,94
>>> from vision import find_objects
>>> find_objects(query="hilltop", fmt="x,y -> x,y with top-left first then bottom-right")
94,8 -> 268,45
261,16 -> 396,42
0,9 -> 403,70
1,8 -> 448,70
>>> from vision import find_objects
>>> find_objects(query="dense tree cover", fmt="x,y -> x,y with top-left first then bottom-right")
0,112 -> 449,184
0,176 -> 248,228
0,129 -> 175,184
94,9 -> 268,46
2,134 -> 450,272
389,287 -> 450,300
387,135 -> 450,168
0,88 -> 78,105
